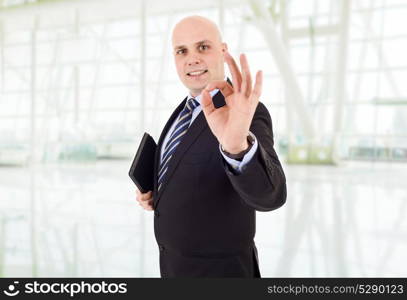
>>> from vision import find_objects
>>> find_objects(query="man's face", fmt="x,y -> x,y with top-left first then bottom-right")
172,19 -> 227,96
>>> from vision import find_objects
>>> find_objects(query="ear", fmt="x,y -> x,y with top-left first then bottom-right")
222,42 -> 228,53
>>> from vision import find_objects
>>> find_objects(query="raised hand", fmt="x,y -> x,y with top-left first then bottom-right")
201,52 -> 263,154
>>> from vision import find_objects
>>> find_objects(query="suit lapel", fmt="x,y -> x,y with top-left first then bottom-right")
154,91 -> 226,208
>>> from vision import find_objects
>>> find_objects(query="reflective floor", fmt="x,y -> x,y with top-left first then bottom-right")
0,160 -> 406,277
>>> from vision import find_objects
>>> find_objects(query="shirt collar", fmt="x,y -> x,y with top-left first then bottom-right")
187,89 -> 219,106
187,76 -> 228,105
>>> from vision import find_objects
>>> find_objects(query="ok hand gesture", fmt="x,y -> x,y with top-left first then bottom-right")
201,52 -> 263,154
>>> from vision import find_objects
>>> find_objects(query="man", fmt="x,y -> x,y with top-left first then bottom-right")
136,16 -> 286,277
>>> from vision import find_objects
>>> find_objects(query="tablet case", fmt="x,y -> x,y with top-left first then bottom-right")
128,132 -> 157,193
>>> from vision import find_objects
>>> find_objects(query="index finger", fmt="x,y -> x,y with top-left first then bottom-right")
225,52 -> 242,92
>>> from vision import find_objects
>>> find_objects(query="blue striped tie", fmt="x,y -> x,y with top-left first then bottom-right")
157,98 -> 199,191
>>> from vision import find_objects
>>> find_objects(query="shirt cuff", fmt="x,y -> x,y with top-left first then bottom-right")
219,132 -> 258,174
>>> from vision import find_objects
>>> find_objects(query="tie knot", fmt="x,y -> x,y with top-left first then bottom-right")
186,98 -> 199,112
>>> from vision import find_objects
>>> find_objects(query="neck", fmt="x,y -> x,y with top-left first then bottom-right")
189,89 -> 203,97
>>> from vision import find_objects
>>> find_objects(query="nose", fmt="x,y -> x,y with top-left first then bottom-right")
187,55 -> 201,66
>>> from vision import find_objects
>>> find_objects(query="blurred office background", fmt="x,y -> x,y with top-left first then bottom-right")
0,0 -> 406,277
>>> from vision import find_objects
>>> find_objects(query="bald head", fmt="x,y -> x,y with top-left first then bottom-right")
171,16 -> 228,96
172,16 -> 223,45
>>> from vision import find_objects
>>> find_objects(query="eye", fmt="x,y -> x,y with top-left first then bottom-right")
176,48 -> 186,55
198,44 -> 209,51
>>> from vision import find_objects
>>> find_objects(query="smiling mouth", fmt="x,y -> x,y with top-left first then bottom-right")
186,70 -> 208,77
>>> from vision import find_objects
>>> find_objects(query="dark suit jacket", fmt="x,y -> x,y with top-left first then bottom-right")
152,91 -> 287,278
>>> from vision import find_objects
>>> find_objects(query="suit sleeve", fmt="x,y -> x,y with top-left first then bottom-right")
222,102 -> 287,212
